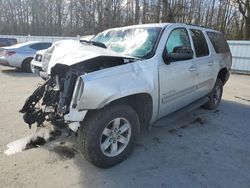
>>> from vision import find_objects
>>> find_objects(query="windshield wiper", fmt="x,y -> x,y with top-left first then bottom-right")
80,40 -> 107,49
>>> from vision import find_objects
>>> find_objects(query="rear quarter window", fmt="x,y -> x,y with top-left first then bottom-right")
206,32 -> 230,53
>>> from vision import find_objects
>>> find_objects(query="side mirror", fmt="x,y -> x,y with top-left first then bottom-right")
163,46 -> 194,64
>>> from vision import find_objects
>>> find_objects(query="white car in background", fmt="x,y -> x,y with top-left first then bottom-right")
31,49 -> 47,78
31,40 -> 84,79
31,49 -> 46,72
0,41 -> 52,72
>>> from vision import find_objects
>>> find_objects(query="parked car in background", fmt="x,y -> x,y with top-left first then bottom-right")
0,38 -> 17,47
31,49 -> 46,77
0,41 -> 52,72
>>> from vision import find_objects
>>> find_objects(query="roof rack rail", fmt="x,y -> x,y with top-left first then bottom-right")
187,24 -> 207,28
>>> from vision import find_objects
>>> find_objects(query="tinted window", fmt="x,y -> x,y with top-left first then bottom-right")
30,43 -> 52,50
190,29 -> 209,57
166,28 -> 191,54
207,32 -> 230,53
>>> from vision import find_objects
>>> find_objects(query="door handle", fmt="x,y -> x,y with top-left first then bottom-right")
189,65 -> 197,72
208,61 -> 213,66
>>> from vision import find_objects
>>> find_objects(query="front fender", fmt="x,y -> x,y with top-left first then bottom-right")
76,62 -> 157,110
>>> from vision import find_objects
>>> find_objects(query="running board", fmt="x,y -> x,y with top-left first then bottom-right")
153,96 -> 209,128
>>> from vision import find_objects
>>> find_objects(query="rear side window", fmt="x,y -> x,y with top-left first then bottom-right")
206,32 -> 230,53
30,43 -> 52,50
190,29 -> 209,57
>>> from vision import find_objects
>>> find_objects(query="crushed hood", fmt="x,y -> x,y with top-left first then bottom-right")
44,40 -> 134,74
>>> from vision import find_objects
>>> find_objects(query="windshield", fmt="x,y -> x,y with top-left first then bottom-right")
91,27 -> 162,58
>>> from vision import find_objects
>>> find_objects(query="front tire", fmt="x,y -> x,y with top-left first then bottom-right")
203,79 -> 223,110
78,104 -> 140,168
22,58 -> 33,73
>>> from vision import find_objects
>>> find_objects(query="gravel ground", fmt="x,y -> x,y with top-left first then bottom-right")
0,66 -> 250,188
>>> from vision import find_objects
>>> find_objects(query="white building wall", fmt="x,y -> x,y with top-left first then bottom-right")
0,34 -> 79,43
228,40 -> 250,73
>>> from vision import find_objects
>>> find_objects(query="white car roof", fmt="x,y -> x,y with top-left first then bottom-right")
4,41 -> 41,49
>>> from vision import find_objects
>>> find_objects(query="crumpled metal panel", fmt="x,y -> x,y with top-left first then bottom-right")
75,57 -> 160,123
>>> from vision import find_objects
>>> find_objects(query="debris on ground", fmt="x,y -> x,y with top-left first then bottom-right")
180,124 -> 189,129
213,109 -> 220,113
167,116 -> 205,137
135,143 -> 144,149
192,117 -> 204,125
152,137 -> 161,145
168,128 -> 178,134
25,136 -> 46,150
4,125 -> 63,155
50,145 -> 77,160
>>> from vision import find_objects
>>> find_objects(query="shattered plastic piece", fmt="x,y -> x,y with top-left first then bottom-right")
4,136 -> 31,155
4,126 -> 53,155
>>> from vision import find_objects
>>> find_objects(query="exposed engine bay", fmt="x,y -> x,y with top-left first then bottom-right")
20,56 -> 135,128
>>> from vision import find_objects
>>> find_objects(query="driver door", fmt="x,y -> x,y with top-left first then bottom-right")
158,28 -> 199,118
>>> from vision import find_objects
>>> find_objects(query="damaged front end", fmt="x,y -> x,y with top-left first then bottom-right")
20,55 -> 135,130
20,65 -> 81,128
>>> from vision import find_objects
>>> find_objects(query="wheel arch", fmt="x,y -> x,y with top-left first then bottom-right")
21,57 -> 33,68
84,93 -> 153,130
217,67 -> 229,85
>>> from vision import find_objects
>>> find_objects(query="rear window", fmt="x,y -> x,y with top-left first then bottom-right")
206,32 -> 230,53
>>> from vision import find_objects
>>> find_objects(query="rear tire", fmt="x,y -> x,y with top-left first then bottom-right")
78,104 -> 140,168
203,79 -> 223,110
22,58 -> 33,73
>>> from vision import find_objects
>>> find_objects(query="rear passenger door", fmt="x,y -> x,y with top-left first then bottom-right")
189,28 -> 215,97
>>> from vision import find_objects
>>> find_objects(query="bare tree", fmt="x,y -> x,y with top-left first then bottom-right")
0,0 -> 246,40
236,0 -> 250,39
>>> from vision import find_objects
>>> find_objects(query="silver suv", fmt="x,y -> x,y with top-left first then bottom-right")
20,23 -> 231,168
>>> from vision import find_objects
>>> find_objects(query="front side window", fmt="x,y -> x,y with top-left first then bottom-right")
190,29 -> 209,57
91,27 -> 162,58
166,28 -> 191,53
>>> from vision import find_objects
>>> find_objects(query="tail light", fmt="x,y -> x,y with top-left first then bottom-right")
4,51 -> 16,56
